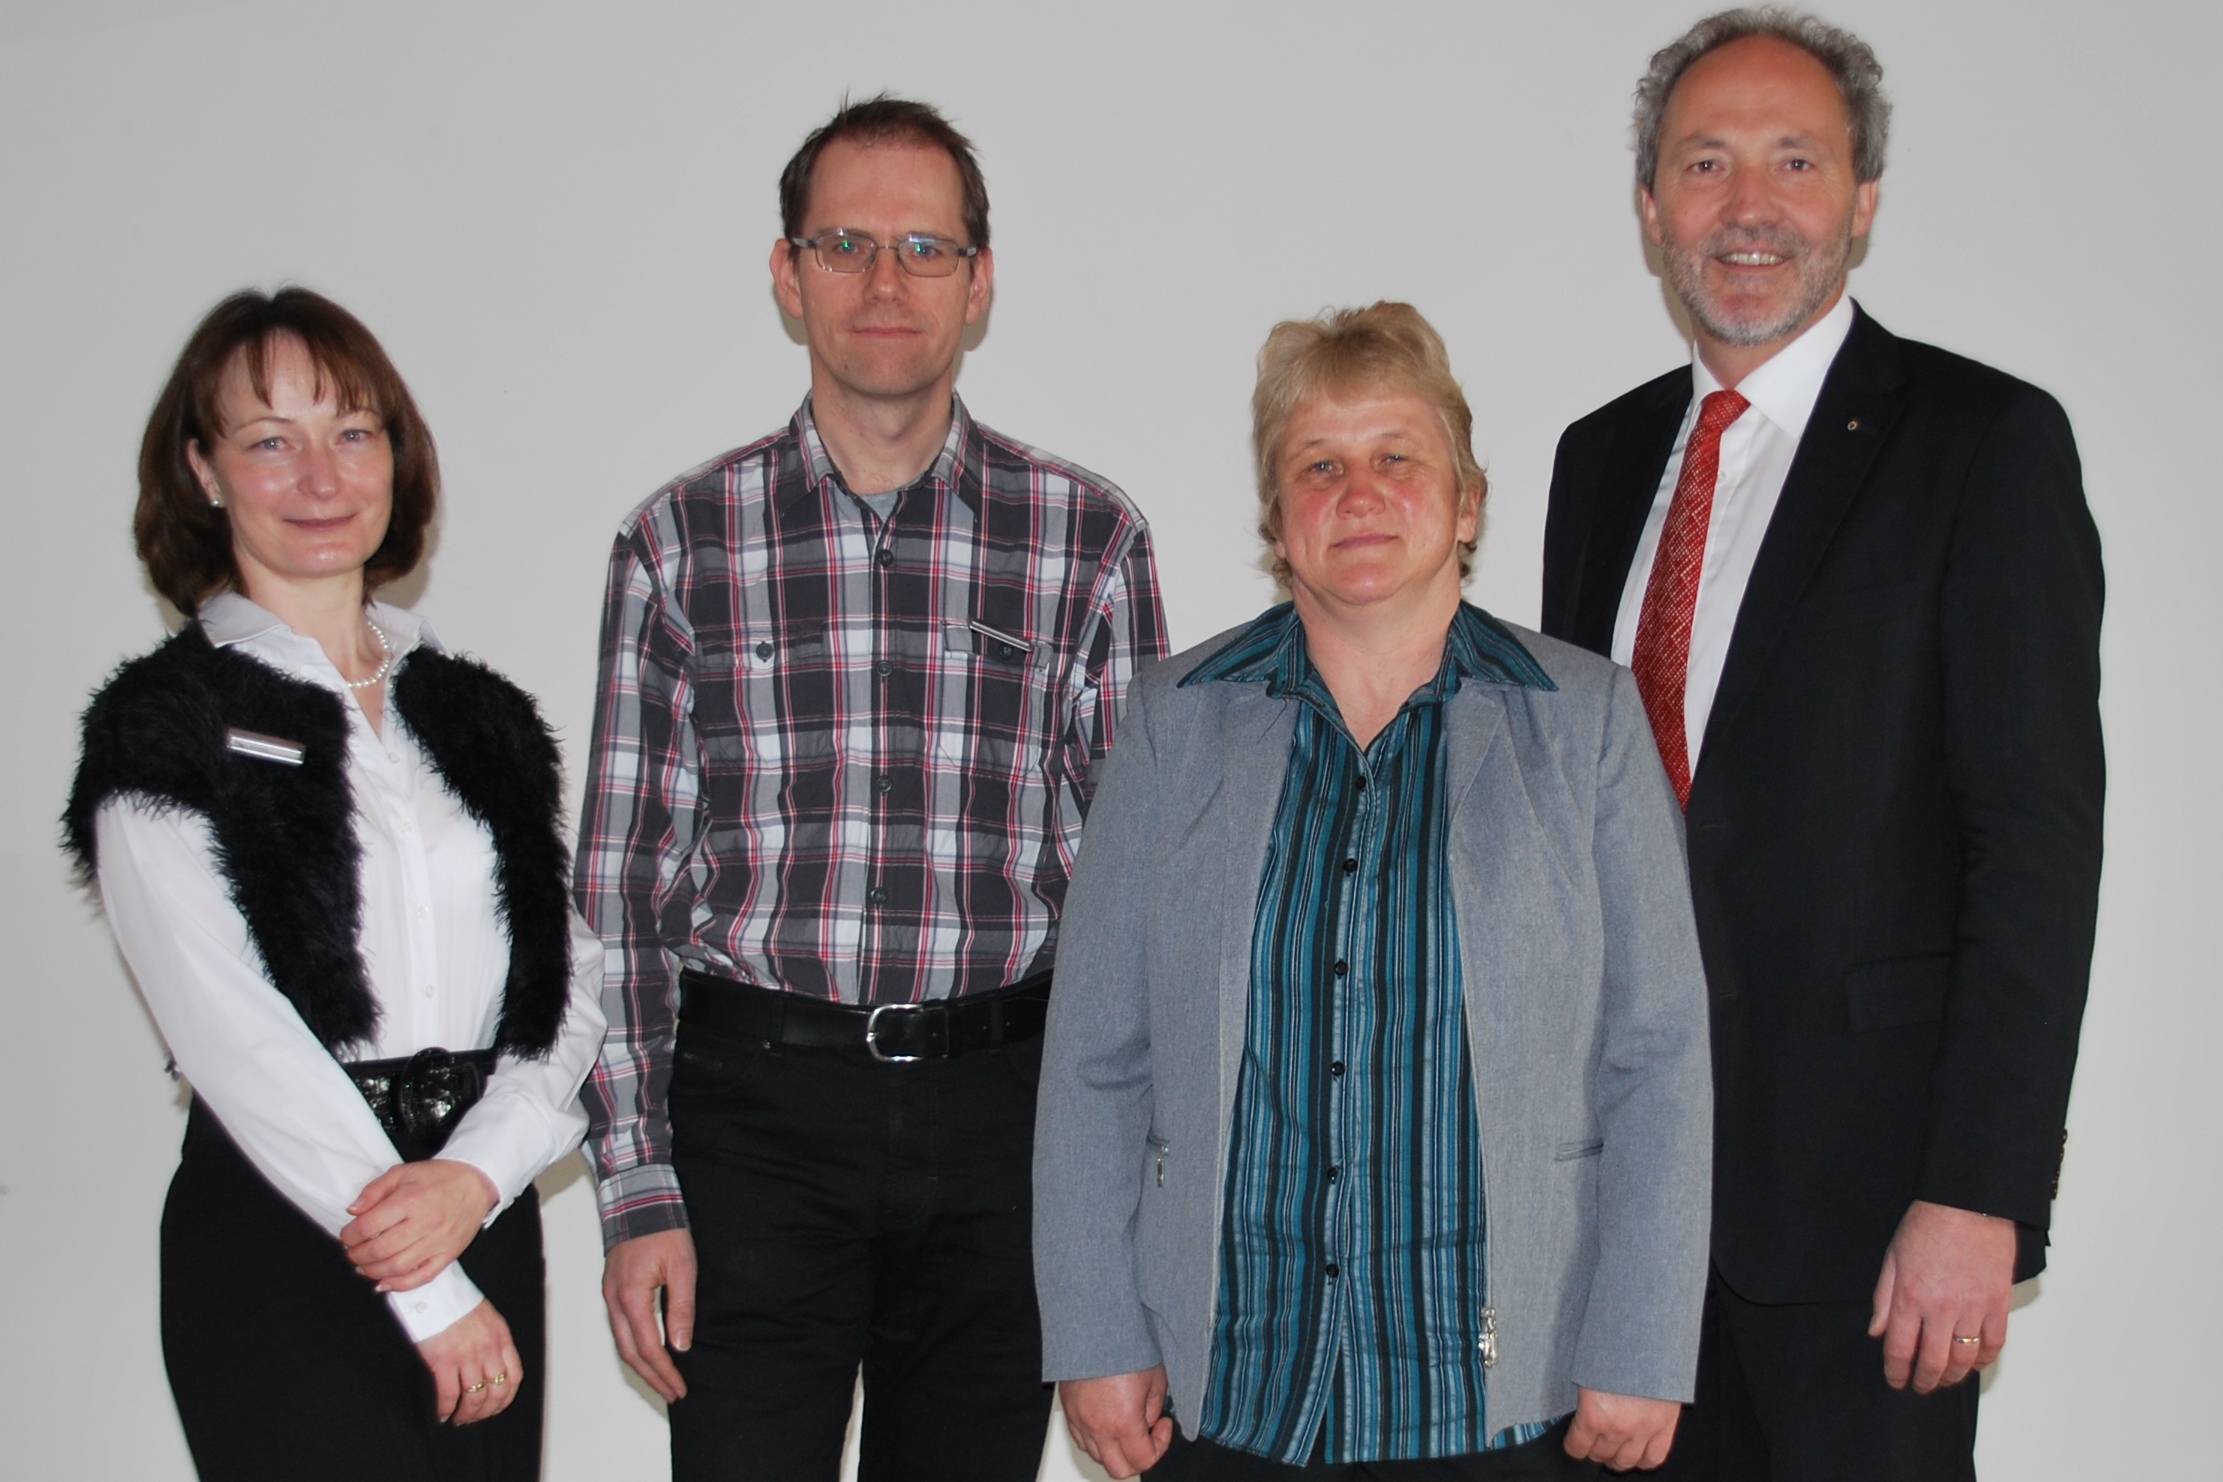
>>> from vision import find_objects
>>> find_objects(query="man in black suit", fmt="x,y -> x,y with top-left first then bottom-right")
1541,11 -> 2103,1479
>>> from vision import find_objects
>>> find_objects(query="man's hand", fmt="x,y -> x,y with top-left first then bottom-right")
342,1159 -> 500,1291
1058,1367 -> 1174,1479
602,1228 -> 697,1403
1868,1199 -> 2015,1393
1565,1387 -> 1680,1471
416,1299 -> 523,1426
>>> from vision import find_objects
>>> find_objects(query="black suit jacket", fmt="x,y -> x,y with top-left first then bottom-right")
1541,305 -> 2104,1303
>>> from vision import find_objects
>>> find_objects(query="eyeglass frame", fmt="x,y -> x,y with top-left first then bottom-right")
786,228 -> 983,278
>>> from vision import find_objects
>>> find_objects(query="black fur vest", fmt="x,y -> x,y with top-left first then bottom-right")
64,624 -> 573,1060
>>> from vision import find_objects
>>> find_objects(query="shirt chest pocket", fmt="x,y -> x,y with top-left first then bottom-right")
932,621 -> 1062,775
693,622 -> 839,772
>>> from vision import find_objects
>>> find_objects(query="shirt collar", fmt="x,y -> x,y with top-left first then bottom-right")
1181,602 -> 1556,696
196,590 -> 438,685
1693,292 -> 1856,444
781,392 -> 976,516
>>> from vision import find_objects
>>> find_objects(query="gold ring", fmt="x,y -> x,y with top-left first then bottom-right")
1952,1336 -> 1980,1346
466,1380 -> 488,1394
491,1372 -> 509,1386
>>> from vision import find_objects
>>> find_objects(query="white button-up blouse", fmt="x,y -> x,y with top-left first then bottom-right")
93,593 -> 605,1342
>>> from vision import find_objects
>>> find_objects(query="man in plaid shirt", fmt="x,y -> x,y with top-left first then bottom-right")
574,96 -> 1167,1480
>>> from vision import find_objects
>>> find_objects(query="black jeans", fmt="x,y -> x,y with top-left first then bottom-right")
1652,1269 -> 1979,1482
1148,1418 -> 1597,1480
666,1017 -> 1052,1482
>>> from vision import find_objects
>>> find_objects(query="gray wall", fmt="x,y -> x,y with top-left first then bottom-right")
4,1 -> 2212,1476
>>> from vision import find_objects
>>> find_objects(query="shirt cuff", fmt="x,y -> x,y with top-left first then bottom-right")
594,1162 -> 690,1252
387,1261 -> 485,1342
441,1090 -> 587,1224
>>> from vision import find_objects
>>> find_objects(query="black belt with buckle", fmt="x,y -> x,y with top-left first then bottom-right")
679,968 -> 1052,1062
344,1047 -> 500,1159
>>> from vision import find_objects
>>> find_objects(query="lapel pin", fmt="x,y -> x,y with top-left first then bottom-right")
1846,418 -> 1862,431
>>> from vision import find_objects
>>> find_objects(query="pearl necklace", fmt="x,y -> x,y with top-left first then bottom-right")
346,618 -> 396,691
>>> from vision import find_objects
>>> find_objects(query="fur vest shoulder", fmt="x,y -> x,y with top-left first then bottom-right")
64,625 -> 573,1060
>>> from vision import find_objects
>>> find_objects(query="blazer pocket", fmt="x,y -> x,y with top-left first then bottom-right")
1844,953 -> 1950,1032
1553,1137 -> 1605,1162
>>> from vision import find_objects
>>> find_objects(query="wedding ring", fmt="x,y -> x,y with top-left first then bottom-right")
1952,1335 -> 1980,1346
466,1380 -> 488,1393
491,1372 -> 509,1386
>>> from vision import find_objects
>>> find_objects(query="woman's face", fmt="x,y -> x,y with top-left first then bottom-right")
185,335 -> 394,606
1271,386 -> 1478,626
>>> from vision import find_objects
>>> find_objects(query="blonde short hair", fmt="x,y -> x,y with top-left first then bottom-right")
1251,301 -> 1485,585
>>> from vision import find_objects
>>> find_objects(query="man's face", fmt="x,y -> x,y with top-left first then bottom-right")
1641,36 -> 1879,372
771,137 -> 992,413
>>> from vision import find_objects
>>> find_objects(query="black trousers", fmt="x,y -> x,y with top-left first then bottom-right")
1147,1418 -> 1597,1480
160,1101 -> 545,1482
666,1017 -> 1052,1481
1652,1269 -> 1978,1482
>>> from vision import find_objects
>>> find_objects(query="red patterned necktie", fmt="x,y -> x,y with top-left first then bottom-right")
1631,389 -> 1749,807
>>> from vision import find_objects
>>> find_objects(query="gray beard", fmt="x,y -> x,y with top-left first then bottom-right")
1663,225 -> 1851,348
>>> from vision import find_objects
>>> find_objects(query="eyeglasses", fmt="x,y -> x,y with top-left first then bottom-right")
788,229 -> 981,278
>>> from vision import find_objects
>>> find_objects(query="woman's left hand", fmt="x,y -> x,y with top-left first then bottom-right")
341,1159 -> 500,1290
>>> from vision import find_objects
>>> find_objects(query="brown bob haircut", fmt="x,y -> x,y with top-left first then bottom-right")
1252,301 -> 1487,585
136,287 -> 439,613
778,94 -> 991,251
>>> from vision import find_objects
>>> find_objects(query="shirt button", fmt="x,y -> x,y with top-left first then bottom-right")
1354,775 -> 1367,792
1340,857 -> 1357,874
398,818 -> 415,835
875,548 -> 895,568
875,771 -> 894,794
755,641 -> 774,660
1324,1263 -> 1341,1280
867,886 -> 888,906
875,660 -> 894,679
420,983 -> 436,999
1328,1060 -> 1345,1078
1325,1165 -> 1341,1183
1332,960 -> 1348,978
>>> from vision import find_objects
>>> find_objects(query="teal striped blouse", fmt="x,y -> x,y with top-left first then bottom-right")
1184,602 -> 1560,1464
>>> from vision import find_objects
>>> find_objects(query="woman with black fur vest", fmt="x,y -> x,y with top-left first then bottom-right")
63,287 -> 605,1482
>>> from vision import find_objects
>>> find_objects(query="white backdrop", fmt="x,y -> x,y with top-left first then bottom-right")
4,1 -> 2216,1477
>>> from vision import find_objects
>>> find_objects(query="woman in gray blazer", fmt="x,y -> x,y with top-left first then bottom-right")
1033,303 -> 1712,1480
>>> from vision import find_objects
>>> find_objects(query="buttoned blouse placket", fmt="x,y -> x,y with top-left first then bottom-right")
347,690 -> 445,1036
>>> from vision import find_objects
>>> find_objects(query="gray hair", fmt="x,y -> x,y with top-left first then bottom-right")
1633,8 -> 1890,189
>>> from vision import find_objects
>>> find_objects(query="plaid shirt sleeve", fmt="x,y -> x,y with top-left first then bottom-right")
575,516 -> 701,1249
1068,523 -> 1170,813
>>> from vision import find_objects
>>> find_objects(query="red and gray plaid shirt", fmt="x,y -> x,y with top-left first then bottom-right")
575,395 -> 1168,1245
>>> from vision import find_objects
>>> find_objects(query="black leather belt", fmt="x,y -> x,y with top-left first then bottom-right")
343,1047 -> 499,1159
679,968 -> 1051,1062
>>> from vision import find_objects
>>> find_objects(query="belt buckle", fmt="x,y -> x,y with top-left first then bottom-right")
865,1003 -> 926,1064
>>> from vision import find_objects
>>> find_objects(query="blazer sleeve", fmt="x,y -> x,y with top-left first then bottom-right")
1922,385 -> 2104,1232
1033,674 -> 1166,1383
1571,669 -> 1715,1403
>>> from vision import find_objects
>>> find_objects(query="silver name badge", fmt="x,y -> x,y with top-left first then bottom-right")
224,728 -> 306,766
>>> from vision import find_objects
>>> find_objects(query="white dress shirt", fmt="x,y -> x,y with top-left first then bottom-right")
94,593 -> 605,1342
1610,295 -> 1856,766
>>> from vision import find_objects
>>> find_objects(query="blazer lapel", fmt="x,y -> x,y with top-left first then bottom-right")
1572,375 -> 1691,652
1695,307 -> 1907,782
1443,684 -> 1508,826
1213,684 -> 1294,1134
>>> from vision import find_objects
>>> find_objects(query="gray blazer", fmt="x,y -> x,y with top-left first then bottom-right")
1033,613 -> 1713,1437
